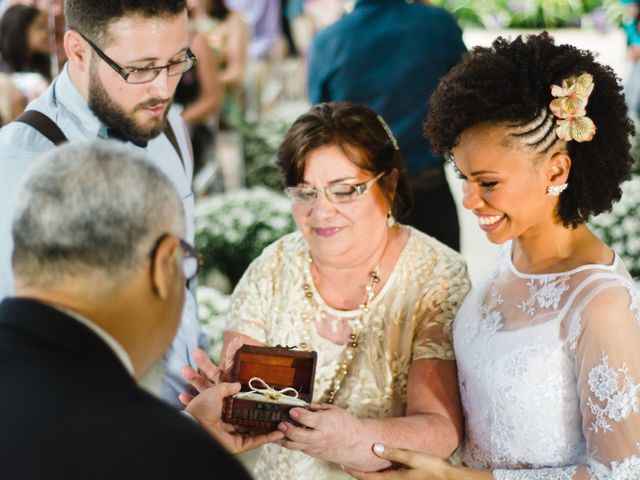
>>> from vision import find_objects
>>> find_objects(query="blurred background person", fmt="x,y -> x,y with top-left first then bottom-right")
307,0 -> 467,252
187,0 -> 249,126
226,0 -> 284,120
621,0 -> 640,118
175,5 -> 223,174
0,4 -> 51,100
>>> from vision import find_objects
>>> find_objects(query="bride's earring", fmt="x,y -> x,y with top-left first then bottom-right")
547,183 -> 568,196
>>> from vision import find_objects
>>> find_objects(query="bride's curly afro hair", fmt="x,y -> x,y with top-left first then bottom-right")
424,32 -> 635,227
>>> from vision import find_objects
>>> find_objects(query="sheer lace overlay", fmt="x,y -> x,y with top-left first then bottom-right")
227,228 -> 469,480
454,243 -> 640,479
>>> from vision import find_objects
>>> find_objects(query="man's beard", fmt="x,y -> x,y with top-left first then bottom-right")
88,67 -> 171,144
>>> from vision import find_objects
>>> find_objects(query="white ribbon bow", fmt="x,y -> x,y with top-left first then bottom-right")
234,377 -> 309,406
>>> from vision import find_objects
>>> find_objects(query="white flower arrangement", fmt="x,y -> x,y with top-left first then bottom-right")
195,186 -> 297,287
591,176 -> 640,280
197,286 -> 231,363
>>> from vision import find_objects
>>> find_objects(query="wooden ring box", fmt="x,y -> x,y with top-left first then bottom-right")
222,345 -> 318,434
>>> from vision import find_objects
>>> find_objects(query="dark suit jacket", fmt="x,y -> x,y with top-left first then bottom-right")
0,298 -> 251,479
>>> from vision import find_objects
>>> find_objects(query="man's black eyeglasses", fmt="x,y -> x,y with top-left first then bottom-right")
77,31 -> 197,84
149,234 -> 201,283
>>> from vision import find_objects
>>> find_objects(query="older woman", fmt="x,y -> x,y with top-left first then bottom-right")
349,33 -> 640,480
185,102 -> 470,479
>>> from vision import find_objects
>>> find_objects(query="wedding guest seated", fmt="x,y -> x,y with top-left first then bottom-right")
0,139 -> 281,478
348,32 -> 640,480
181,102 -> 471,480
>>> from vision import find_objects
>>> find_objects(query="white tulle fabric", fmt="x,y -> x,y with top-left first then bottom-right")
227,228 -> 469,480
454,242 -> 640,479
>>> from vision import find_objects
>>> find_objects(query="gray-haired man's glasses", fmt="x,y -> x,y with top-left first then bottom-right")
284,171 -> 386,207
149,234 -> 201,283
77,31 -> 197,84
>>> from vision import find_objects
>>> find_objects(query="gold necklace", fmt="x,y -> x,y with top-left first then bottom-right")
300,255 -> 381,404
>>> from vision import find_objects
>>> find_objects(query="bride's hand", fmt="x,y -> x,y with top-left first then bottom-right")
345,444 -> 492,480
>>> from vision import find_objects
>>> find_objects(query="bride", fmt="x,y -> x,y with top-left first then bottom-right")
349,33 -> 640,480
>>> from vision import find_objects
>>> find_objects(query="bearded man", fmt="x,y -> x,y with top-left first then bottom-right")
0,0 -> 208,407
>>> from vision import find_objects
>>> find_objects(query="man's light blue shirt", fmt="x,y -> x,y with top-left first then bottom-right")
0,65 -> 208,407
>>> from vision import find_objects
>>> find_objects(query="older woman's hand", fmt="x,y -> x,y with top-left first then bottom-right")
179,336 -> 247,404
345,444 -> 492,480
179,348 -> 222,405
277,404 -> 388,471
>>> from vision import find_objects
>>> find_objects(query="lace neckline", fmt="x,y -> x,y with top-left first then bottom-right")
507,242 -> 618,279
301,227 -> 413,315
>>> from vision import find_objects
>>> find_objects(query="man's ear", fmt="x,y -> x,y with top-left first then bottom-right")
150,236 -> 181,299
547,151 -> 571,186
63,29 -> 90,73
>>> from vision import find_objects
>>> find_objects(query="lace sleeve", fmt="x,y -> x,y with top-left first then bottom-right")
412,254 -> 470,361
225,253 -> 273,343
495,282 -> 640,480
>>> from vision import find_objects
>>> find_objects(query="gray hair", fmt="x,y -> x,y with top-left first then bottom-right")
12,139 -> 185,289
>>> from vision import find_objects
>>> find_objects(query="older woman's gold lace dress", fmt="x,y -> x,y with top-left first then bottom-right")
226,227 -> 470,480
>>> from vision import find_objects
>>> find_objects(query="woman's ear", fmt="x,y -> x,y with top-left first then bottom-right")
547,151 -> 571,185
149,236 -> 181,300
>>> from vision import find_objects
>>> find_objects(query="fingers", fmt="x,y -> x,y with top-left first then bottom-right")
181,365 -> 212,393
288,407 -> 320,429
178,392 -> 194,405
213,381 -> 242,398
192,348 -> 222,384
372,444 -> 443,472
219,336 -> 243,380
277,420 -> 317,444
372,444 -> 414,467
195,381 -> 241,406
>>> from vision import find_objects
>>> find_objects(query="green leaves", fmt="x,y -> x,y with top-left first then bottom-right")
431,0 -> 621,29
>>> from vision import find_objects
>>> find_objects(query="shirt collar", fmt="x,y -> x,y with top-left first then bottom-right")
55,306 -> 135,376
53,64 -> 108,139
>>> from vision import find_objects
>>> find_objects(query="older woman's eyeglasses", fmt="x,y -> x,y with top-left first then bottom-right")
284,171 -> 386,206
149,234 -> 201,282
77,31 -> 197,84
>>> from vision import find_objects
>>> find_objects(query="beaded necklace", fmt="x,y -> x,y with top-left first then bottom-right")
300,254 -> 382,404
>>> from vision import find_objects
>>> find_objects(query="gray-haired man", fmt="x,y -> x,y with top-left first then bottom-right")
0,140 -> 280,478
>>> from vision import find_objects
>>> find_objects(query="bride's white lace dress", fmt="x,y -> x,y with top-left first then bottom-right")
454,243 -> 640,479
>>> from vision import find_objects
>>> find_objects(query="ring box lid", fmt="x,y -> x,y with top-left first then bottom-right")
231,345 -> 318,403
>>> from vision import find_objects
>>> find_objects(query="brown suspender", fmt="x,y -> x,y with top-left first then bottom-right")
164,120 -> 185,171
14,110 -> 68,145
13,110 -> 185,171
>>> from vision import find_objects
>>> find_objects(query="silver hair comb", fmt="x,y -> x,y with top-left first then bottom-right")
376,115 -> 400,151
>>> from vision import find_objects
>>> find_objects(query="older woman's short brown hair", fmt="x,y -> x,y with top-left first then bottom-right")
276,102 -> 412,218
